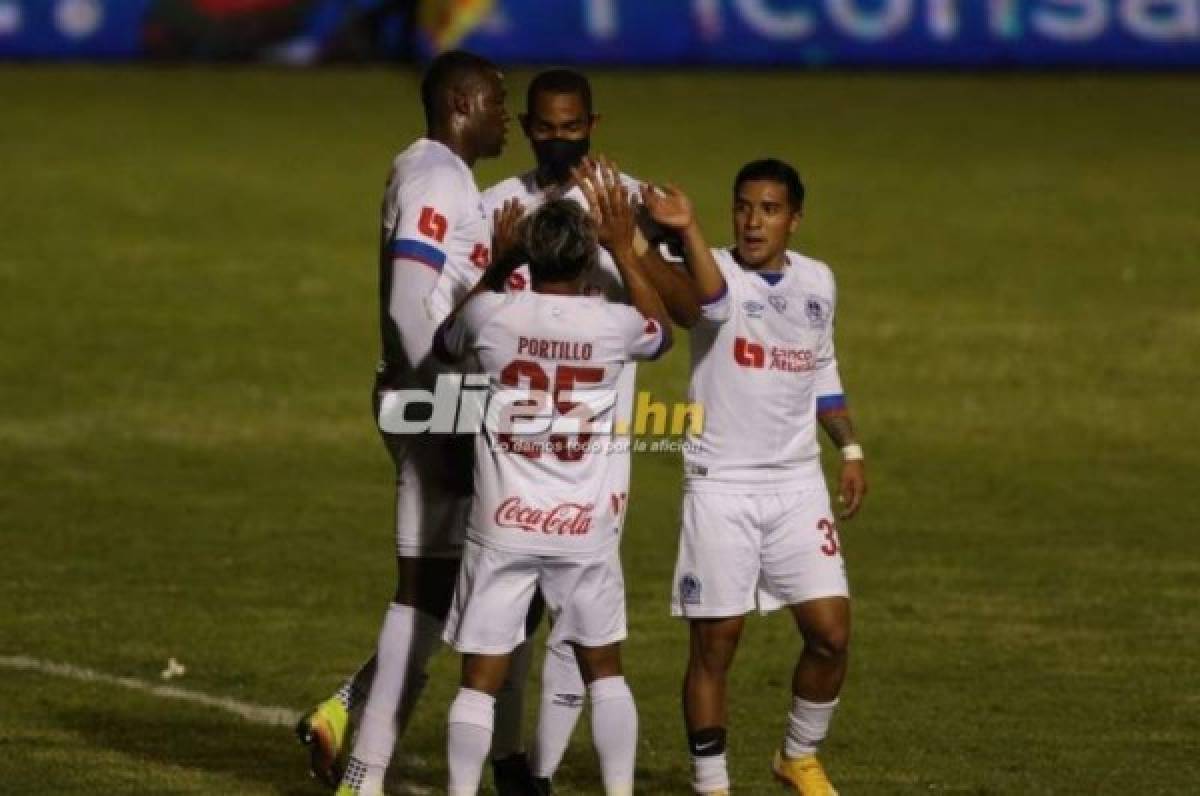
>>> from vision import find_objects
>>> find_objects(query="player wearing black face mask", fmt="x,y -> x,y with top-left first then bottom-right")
479,70 -> 701,796
532,136 -> 592,184
519,69 -> 596,189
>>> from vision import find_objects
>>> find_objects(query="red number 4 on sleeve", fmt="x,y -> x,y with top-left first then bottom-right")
418,206 -> 448,242
470,244 -> 490,269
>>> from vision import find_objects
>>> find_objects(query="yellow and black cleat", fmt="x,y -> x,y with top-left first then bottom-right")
294,697 -> 350,790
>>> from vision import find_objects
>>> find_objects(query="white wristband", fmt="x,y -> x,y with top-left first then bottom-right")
841,443 -> 864,461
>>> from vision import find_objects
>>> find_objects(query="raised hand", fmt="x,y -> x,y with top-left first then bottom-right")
640,182 -> 693,231
491,197 -> 525,266
480,198 -> 525,291
573,155 -> 636,257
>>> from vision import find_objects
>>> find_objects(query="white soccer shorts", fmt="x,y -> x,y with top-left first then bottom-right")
670,487 -> 849,618
382,430 -> 472,559
444,540 -> 627,655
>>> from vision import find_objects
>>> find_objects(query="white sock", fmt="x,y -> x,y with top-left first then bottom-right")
691,752 -> 731,793
346,603 -> 442,791
588,676 -> 637,796
394,669 -> 430,739
532,642 -> 585,778
784,696 -> 839,759
492,638 -> 534,760
447,688 -> 496,795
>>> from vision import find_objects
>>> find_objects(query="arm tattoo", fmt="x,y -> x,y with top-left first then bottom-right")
819,412 -> 857,449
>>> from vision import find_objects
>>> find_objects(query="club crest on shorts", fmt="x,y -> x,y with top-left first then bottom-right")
680,572 -> 703,605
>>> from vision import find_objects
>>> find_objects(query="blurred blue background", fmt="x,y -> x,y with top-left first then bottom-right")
2,0 -> 1198,66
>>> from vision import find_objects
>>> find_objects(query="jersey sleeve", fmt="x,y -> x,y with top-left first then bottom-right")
387,164 -> 465,273
697,248 -> 733,324
384,164 -> 468,369
812,270 -> 846,415
434,291 -> 505,364
612,304 -> 668,361
698,281 -> 732,324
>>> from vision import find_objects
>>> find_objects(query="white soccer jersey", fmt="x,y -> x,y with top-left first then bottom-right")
482,170 -> 642,521
374,138 -> 491,556
683,248 -> 845,493
377,137 -> 491,389
438,289 -> 665,556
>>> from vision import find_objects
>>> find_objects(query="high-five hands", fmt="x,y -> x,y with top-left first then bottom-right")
484,197 -> 525,290
639,182 -> 695,231
572,155 -> 637,258
492,197 -> 525,265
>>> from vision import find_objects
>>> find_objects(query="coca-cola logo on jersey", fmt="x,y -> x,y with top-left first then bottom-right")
494,497 -> 594,536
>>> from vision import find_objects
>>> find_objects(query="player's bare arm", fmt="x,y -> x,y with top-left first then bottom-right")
817,410 -> 867,520
635,240 -> 702,327
435,199 -> 526,368
575,158 -> 674,348
640,183 -> 727,327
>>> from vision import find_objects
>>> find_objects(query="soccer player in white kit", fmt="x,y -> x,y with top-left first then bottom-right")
294,50 -> 515,796
479,69 -> 698,794
434,190 -> 673,796
642,159 -> 868,795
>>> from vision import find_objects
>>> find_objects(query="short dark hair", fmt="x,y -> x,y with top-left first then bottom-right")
420,50 -> 498,127
526,68 -> 593,116
733,158 -> 805,209
524,200 -> 597,283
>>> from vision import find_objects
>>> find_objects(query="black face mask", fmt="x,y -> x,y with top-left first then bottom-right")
532,137 -> 590,183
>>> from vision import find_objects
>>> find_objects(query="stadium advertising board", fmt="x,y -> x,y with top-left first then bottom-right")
463,0 -> 1200,66
2,0 -> 1199,64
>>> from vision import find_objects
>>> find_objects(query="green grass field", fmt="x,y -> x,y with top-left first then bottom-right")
1,67 -> 1198,794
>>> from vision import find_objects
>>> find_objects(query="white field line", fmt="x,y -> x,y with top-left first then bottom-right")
0,654 -> 433,795
0,654 -> 302,726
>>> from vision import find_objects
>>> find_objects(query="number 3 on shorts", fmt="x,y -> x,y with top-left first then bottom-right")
818,517 -> 840,556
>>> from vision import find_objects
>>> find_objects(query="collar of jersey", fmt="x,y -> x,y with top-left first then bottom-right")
731,248 -> 795,287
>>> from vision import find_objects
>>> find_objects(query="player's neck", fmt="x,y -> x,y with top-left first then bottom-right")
532,278 -> 583,296
534,168 -> 574,194
733,247 -> 788,273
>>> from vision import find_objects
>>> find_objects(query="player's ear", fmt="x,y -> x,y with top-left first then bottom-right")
789,206 -> 802,231
587,113 -> 601,134
451,88 -> 472,117
519,112 -> 531,136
